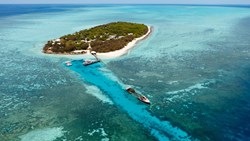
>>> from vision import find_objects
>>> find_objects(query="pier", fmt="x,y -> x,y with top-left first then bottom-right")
83,51 -> 101,66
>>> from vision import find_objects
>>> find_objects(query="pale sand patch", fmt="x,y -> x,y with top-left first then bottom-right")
84,84 -> 114,104
20,127 -> 65,141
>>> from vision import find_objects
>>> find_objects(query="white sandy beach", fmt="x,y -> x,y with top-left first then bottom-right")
97,25 -> 152,58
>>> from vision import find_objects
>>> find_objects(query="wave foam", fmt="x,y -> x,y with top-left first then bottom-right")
165,80 -> 216,102
166,80 -> 216,95
88,128 -> 109,140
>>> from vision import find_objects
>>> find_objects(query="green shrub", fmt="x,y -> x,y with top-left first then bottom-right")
43,22 -> 148,53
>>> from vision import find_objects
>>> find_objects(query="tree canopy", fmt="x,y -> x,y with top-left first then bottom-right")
43,21 -> 148,53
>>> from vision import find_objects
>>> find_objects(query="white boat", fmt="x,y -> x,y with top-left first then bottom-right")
137,95 -> 151,105
65,61 -> 72,66
83,60 -> 100,66
126,87 -> 151,104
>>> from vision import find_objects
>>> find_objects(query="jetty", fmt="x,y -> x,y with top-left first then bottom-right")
83,51 -> 100,66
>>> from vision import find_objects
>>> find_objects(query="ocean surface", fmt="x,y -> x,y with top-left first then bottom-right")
0,4 -> 250,141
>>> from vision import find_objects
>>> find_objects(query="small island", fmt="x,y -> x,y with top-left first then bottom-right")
43,22 -> 150,57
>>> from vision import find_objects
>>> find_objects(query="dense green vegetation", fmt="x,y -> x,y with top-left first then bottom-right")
43,22 -> 148,53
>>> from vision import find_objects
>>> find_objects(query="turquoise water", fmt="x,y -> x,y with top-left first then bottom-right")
1,4 -> 250,141
68,60 -> 190,141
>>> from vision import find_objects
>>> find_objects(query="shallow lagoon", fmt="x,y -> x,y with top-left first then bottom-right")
0,4 -> 250,141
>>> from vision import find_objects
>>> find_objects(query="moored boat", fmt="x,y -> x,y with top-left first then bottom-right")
83,60 -> 100,66
125,87 -> 151,104
65,61 -> 72,66
137,95 -> 151,104
126,87 -> 136,94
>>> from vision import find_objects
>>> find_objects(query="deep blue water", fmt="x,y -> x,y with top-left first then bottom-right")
0,4 -> 119,18
0,4 -> 66,17
0,4 -> 250,18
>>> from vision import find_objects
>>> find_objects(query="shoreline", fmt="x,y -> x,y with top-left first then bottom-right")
97,25 -> 152,59
43,25 -> 152,60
